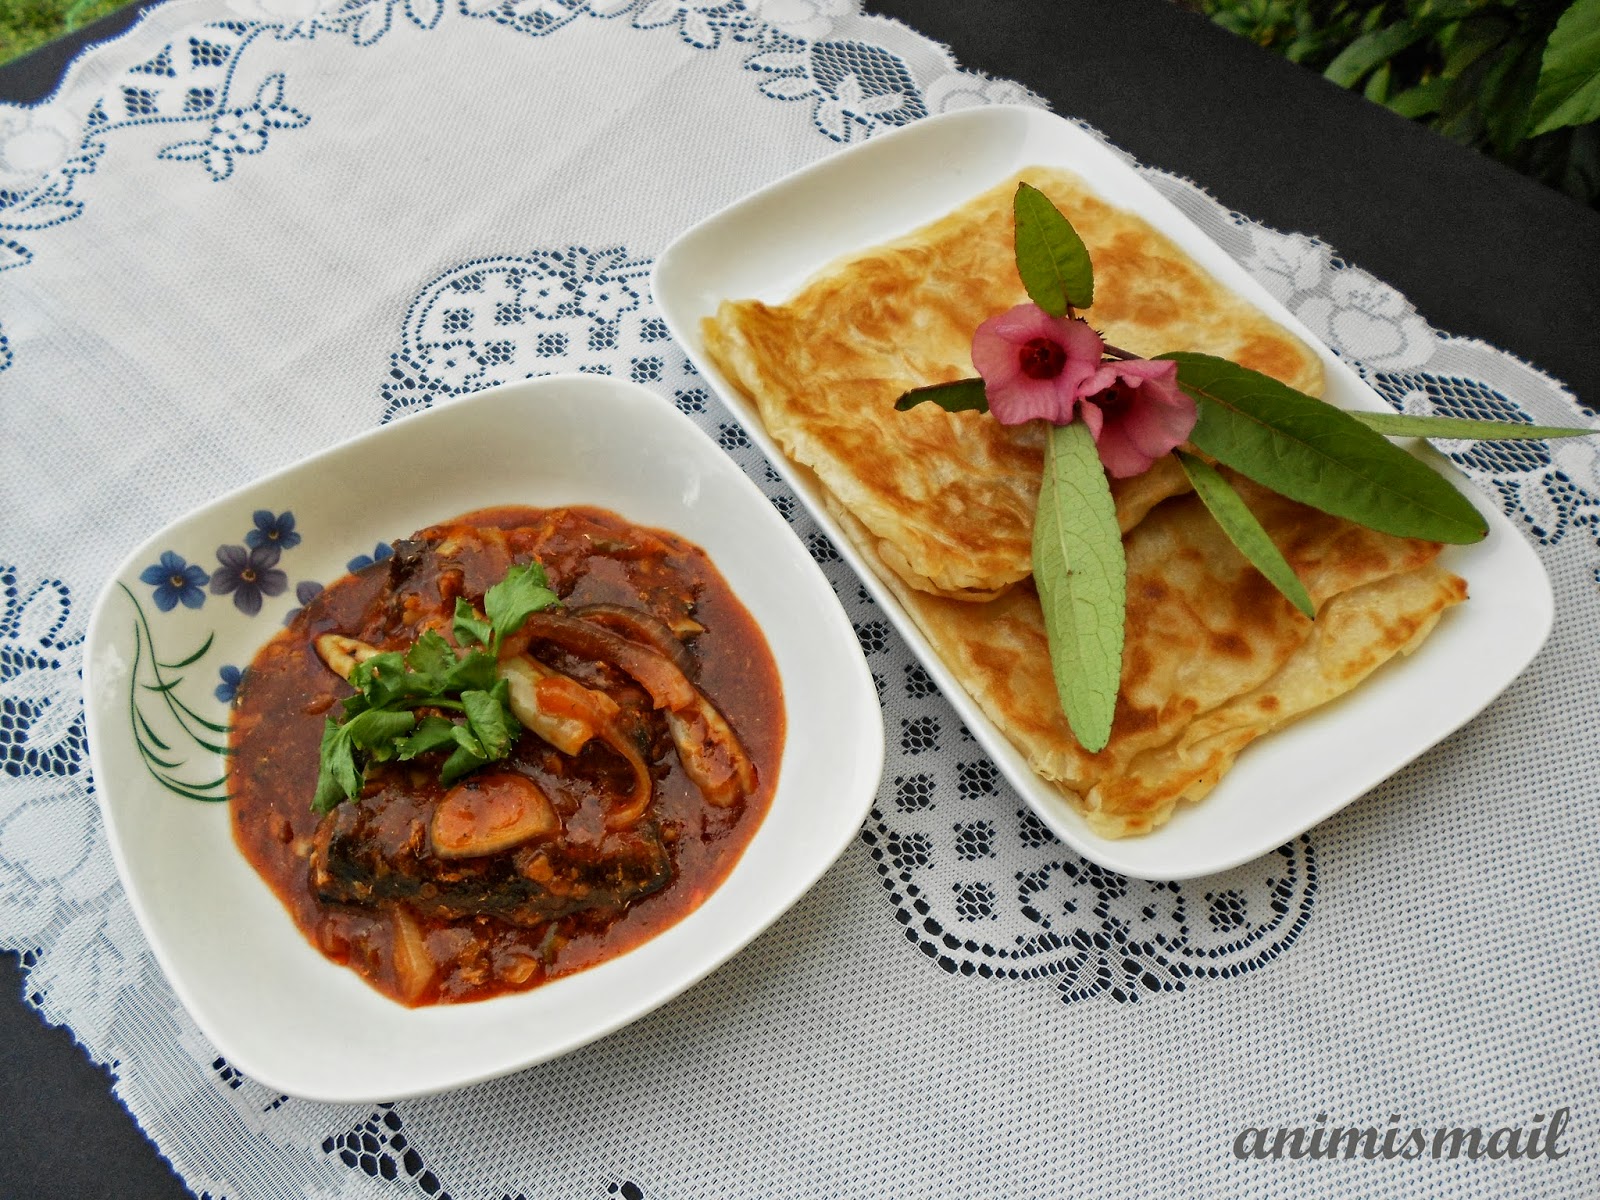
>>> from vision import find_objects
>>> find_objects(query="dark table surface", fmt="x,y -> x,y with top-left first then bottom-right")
4,2 -> 1598,1197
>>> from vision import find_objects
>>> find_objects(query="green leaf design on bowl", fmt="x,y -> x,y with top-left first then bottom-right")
120,583 -> 231,803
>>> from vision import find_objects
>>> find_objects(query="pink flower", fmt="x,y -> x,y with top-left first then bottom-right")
971,304 -> 1106,426
969,303 -> 1197,478
1075,357 -> 1196,477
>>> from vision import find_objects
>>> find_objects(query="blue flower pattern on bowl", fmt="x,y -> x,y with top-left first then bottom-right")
246,510 -> 302,552
345,543 -> 393,573
116,511 -> 315,801
213,665 -> 245,704
138,551 -> 210,613
282,579 -> 325,626
210,544 -> 287,617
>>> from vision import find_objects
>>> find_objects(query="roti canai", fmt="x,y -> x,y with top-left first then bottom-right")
703,167 -> 1324,601
702,167 -> 1466,837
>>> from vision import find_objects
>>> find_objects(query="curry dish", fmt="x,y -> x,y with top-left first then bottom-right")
230,506 -> 783,1005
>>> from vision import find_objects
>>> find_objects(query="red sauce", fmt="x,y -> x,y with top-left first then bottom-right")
229,506 -> 783,1005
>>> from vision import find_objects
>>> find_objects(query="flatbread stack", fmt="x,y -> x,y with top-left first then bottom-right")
703,167 -> 1466,838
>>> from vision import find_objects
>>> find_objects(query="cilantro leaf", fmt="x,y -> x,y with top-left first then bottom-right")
453,598 -> 492,649
349,651 -> 409,707
312,718 -> 360,815
405,629 -> 459,685
344,708 -> 418,755
441,724 -> 490,785
485,562 -> 560,644
396,715 -> 460,760
308,558 -> 556,813
462,682 -> 519,761
441,648 -> 500,694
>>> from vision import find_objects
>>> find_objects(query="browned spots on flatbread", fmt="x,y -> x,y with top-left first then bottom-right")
711,173 -> 1466,838
703,166 -> 1323,601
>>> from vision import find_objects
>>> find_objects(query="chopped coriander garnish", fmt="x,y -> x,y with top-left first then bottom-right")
311,561 -> 560,814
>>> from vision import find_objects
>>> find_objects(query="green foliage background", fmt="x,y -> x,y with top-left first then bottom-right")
1187,0 -> 1600,207
0,0 -> 131,68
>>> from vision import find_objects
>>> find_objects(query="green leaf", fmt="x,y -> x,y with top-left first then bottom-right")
396,715 -> 459,760
1325,19 -> 1431,87
1033,422 -> 1124,753
1012,182 -> 1093,315
1480,37 -> 1545,155
343,708 -> 417,754
1529,0 -> 1600,137
1166,353 -> 1489,545
441,648 -> 500,694
485,561 -> 560,645
1177,452 -> 1316,620
461,685 -> 518,761
1364,61 -> 1392,103
312,718 -> 358,815
1386,76 -> 1452,120
1348,411 -> 1597,440
405,629 -> 458,685
441,725 -> 489,786
349,650 -> 408,706
1442,13 -> 1514,77
894,378 -> 989,413
453,598 -> 492,649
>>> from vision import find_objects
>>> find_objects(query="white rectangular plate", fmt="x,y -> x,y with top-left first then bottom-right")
83,375 -> 884,1102
651,103 -> 1553,881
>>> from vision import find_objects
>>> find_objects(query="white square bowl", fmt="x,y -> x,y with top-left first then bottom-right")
651,103 -> 1553,881
83,374 -> 884,1102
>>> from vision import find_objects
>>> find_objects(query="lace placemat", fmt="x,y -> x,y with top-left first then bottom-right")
3,2 -> 1596,1195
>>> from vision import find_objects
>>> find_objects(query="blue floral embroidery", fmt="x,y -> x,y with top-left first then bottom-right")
246,509 -> 302,552
214,664 -> 245,703
211,544 -> 287,616
0,1 -> 932,318
346,543 -> 393,573
139,551 -> 210,612
156,74 -> 309,182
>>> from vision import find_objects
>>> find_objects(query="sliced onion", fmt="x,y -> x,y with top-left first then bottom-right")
569,603 -> 696,677
499,656 -> 651,830
593,720 -> 655,831
501,613 -> 697,711
389,906 -> 436,1004
497,656 -> 595,756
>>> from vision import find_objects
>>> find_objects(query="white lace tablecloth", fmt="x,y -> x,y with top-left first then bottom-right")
3,2 -> 1597,1196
